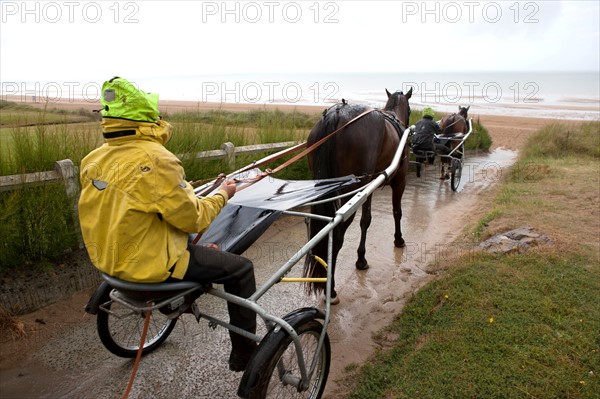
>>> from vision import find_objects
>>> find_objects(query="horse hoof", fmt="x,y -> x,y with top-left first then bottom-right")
395,238 -> 405,248
355,261 -> 369,270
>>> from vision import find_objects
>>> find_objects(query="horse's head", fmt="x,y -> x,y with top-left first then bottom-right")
458,105 -> 470,118
385,87 -> 412,127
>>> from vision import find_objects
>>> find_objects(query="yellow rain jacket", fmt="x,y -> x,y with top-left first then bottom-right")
79,118 -> 228,282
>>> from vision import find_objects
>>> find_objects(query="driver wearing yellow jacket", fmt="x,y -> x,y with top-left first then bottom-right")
79,77 -> 257,372
79,116 -> 229,282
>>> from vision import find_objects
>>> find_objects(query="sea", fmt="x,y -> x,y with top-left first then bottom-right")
145,71 -> 600,120
3,71 -> 599,121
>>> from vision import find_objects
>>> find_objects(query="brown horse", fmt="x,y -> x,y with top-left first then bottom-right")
437,106 -> 470,178
303,88 -> 412,301
440,105 -> 470,136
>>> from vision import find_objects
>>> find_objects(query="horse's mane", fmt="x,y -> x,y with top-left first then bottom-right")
383,91 -> 411,125
383,91 -> 403,111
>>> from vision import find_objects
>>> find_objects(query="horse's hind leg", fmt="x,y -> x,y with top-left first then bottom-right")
356,195 -> 372,270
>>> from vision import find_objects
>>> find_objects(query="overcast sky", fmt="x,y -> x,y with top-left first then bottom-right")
1,0 -> 599,84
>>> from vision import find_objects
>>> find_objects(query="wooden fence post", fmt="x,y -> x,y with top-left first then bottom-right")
221,142 -> 235,169
54,159 -> 83,248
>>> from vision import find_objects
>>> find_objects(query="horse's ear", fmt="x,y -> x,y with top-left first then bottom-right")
466,106 -> 470,112
386,88 -> 392,98
406,87 -> 412,99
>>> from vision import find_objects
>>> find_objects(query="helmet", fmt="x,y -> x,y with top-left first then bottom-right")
422,107 -> 435,118
100,77 -> 160,123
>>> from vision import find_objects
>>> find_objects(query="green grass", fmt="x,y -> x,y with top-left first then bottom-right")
165,109 -> 315,180
345,121 -> 600,398
350,252 -> 599,399
520,122 -> 600,160
473,209 -> 502,241
0,122 -> 102,175
0,184 -> 79,270
0,99 -> 98,126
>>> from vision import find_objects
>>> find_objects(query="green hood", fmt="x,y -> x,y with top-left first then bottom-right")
422,107 -> 435,118
101,77 -> 160,123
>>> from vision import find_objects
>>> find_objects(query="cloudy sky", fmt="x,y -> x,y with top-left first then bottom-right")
1,0 -> 599,84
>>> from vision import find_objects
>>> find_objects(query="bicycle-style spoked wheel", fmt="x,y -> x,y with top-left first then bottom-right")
450,158 -> 463,191
250,320 -> 330,399
96,293 -> 177,358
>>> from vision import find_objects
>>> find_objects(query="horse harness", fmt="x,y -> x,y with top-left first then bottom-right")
364,110 -> 409,184
379,110 -> 406,138
442,114 -> 467,133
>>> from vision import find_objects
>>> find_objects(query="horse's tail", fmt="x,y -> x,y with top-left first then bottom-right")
302,109 -> 340,295
310,109 -> 339,180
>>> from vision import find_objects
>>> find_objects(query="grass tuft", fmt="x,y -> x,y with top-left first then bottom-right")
520,122 -> 600,160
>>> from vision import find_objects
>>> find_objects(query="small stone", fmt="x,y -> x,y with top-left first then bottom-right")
477,226 -> 552,254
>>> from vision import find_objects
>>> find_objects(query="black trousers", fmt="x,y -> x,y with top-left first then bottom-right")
183,244 -> 256,332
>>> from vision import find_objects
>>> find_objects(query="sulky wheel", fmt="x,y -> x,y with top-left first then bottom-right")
96,290 -> 178,358
450,158 -> 463,191
242,319 -> 330,399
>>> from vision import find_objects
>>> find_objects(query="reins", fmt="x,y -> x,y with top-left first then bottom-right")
190,142 -> 307,194
194,106 -> 405,195
229,108 -> 378,192
442,113 -> 467,133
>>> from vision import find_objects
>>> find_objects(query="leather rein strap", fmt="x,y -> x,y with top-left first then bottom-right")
235,108 -> 378,191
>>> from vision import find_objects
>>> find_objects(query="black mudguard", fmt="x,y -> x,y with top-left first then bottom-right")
237,307 -> 325,398
84,281 -> 111,315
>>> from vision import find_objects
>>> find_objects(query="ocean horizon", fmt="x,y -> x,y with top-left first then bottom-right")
2,71 -> 599,120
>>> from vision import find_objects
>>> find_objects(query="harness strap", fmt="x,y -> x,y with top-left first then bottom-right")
379,111 -> 406,135
191,142 -> 308,190
235,108 -> 378,191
